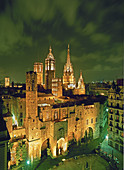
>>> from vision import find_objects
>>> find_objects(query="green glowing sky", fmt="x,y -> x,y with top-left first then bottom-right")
0,0 -> 123,83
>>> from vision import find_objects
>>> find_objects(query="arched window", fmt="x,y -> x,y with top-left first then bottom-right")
54,111 -> 58,120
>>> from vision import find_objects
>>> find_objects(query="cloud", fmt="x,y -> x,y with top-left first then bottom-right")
59,50 -> 67,63
83,22 -> 97,35
106,53 -> 122,64
0,0 -> 123,82
90,33 -> 110,44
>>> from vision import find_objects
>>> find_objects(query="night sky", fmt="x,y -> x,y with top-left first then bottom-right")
0,0 -> 123,83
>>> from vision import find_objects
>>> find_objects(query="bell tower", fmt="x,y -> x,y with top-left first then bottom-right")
25,71 -> 40,141
26,71 -> 37,119
34,62 -> 43,85
25,71 -> 41,161
45,46 -> 55,92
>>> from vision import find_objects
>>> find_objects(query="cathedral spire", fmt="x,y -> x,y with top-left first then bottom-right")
80,70 -> 83,79
49,46 -> 52,54
67,44 -> 70,65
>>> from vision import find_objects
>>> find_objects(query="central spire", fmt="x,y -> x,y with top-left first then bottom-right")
67,44 -> 70,65
80,70 -> 83,79
49,46 -> 52,54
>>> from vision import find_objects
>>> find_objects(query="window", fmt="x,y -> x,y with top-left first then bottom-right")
117,103 -> 119,108
91,118 -> 93,123
20,119 -> 23,126
20,105 -> 22,109
116,116 -> 119,120
96,117 -> 97,122
116,110 -> 119,115
86,119 -> 88,125
62,109 -> 66,118
39,66 -> 41,72
20,113 -> 23,118
54,111 -> 58,120
110,115 -> 113,120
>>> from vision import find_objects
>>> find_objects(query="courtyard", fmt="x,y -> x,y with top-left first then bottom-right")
53,154 -> 110,170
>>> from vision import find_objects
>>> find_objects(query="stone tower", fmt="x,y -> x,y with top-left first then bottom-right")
25,71 -> 40,141
34,62 -> 43,85
63,44 -> 75,89
25,71 -> 41,160
45,46 -> 55,91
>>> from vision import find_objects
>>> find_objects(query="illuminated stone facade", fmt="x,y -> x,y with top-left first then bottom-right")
108,86 -> 123,152
63,45 -> 76,89
0,116 -> 10,170
45,46 -> 55,91
34,62 -> 43,85
0,45 -> 108,166
2,94 -> 26,128
52,78 -> 62,97
23,71 -> 107,159
73,71 -> 85,95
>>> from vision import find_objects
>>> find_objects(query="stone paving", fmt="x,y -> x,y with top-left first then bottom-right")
54,154 -> 110,170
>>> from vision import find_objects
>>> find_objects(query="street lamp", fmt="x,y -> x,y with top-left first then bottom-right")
27,160 -> 30,165
105,134 -> 108,140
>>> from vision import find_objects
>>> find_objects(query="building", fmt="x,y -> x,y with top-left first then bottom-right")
24,72 -> 107,159
5,77 -> 10,87
0,45 -> 108,167
108,84 -> 123,152
34,62 -> 43,85
0,114 -> 10,170
63,45 -> 75,90
45,46 -> 55,92
52,78 -> 62,97
87,82 -> 110,96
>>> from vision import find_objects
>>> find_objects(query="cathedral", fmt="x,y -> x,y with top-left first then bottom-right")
0,45 -> 107,167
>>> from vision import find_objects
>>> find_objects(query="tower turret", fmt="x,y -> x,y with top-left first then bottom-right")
77,70 -> 85,94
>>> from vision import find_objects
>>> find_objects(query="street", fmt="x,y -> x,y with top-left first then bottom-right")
101,138 -> 123,170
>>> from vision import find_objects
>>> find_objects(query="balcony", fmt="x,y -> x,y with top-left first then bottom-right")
115,126 -> 120,129
109,111 -> 113,114
109,117 -> 113,121
109,105 -> 123,110
115,119 -> 119,122
121,120 -> 124,124
109,124 -> 113,127
118,126 -> 123,131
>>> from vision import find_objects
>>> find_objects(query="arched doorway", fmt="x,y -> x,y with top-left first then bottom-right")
56,138 -> 67,156
41,139 -> 49,158
87,127 -> 93,140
